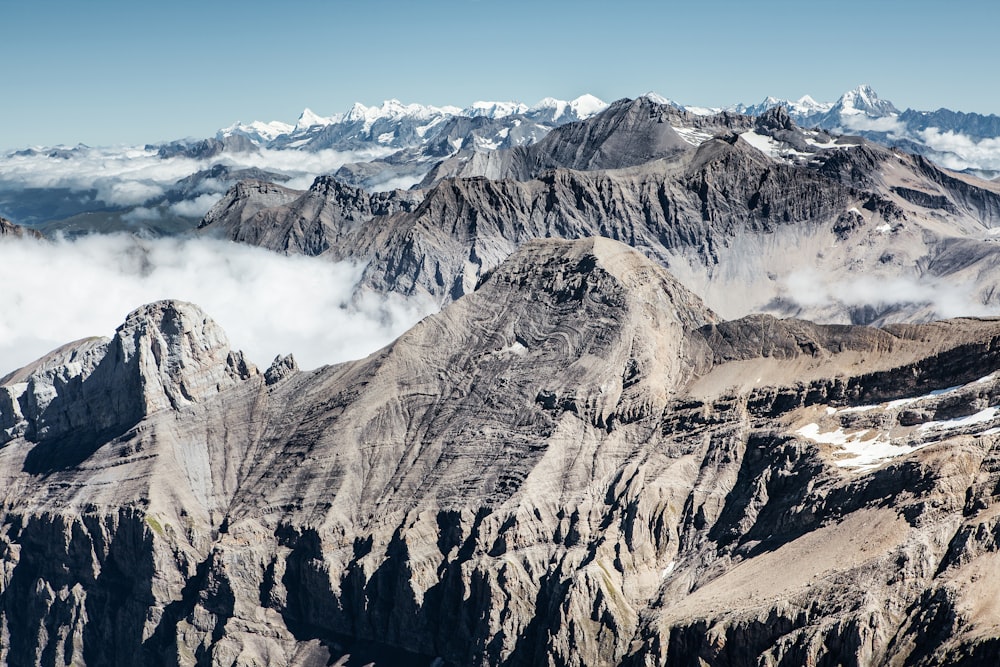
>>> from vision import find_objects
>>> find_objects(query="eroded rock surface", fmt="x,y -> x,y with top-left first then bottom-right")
5,239 -> 1000,665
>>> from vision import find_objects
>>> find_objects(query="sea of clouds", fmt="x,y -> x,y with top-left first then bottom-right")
0,233 -> 436,377
0,144 -> 399,218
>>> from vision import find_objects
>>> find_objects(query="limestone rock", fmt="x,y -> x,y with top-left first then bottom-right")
6,239 -> 1000,665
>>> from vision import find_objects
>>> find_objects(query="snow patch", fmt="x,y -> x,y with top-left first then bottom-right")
796,423 -> 926,470
673,126 -> 714,146
918,407 -> 1000,432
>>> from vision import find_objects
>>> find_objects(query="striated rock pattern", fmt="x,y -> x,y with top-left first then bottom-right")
6,238 -> 1000,665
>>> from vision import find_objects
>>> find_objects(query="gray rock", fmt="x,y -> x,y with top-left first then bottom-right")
6,238 -> 1000,664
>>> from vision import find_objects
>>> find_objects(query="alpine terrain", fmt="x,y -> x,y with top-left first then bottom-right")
5,88 -> 1000,666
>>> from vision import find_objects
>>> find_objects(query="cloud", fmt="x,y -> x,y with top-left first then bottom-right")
95,180 -> 165,207
837,113 -> 906,136
121,206 -> 162,223
918,128 -> 1000,172
0,234 -> 436,377
169,193 -> 224,217
780,269 -> 1000,321
0,144 -> 396,211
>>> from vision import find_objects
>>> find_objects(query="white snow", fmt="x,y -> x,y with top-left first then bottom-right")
473,136 -> 500,151
875,223 -> 892,233
661,560 -> 676,579
218,119 -> 294,144
791,95 -> 833,115
799,369 -> 1000,470
918,407 -> 1000,432
295,108 -> 336,131
682,106 -> 720,116
739,131 -> 810,162
377,132 -> 395,144
642,92 -> 674,106
528,94 -> 608,121
795,423 -> 927,470
835,381 -> 971,414
568,94 -> 609,119
465,101 -> 528,119
673,126 -> 714,146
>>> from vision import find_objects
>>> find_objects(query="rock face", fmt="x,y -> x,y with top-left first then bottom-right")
0,216 -> 43,239
0,300 -> 257,462
6,238 -> 1000,665
200,104 -> 1000,324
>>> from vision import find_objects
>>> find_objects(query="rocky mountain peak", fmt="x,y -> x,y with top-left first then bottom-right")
0,216 -> 42,239
0,300 -> 256,456
834,83 -> 898,116
198,179 -> 303,232
754,104 -> 797,132
482,237 -> 717,329
114,300 -> 257,413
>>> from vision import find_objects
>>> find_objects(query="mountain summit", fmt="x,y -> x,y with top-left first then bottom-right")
6,237 -> 1000,664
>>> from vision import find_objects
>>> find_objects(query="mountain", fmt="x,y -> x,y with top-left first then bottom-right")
0,95 -> 613,236
0,216 -> 42,239
727,85 -> 1000,176
6,237 -> 1000,664
5,87 -> 1000,237
222,94 -> 609,154
200,102 -> 1000,326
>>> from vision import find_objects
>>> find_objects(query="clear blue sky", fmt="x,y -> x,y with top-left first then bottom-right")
2,0 -> 997,149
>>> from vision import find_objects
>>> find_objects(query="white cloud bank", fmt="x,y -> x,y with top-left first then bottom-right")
919,128 -> 1000,172
0,145 -> 396,209
0,234 -> 436,377
780,269 -> 1000,320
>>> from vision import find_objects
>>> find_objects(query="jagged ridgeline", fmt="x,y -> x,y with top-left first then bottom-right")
5,238 -> 1000,665
199,99 -> 1000,325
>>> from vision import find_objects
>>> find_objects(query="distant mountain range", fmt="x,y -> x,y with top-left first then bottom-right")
213,84 -> 1000,179
1,86 -> 999,239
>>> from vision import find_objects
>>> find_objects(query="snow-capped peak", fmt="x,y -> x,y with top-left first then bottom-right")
790,95 -> 833,115
834,84 -> 897,116
343,100 -> 460,129
642,92 -> 674,106
568,94 -> 609,119
465,101 -> 529,119
528,94 -> 608,122
295,108 -> 336,131
218,119 -> 294,143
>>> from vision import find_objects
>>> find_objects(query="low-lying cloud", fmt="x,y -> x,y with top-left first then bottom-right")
918,128 -> 1000,172
0,145 -> 396,210
0,234 -> 436,377
837,113 -> 906,136
780,269 -> 1000,321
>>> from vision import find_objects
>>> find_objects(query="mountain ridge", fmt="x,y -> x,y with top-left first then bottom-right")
6,237 -> 1000,664
199,102 -> 1000,327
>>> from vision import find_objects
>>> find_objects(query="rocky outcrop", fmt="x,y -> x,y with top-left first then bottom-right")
0,217 -> 42,239
0,300 -> 257,456
6,238 -> 1000,665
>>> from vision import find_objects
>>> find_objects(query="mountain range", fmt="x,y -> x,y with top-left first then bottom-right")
7,86 -> 1000,665
6,238 -> 1000,664
198,99 -> 1000,328
2,86 -> 1000,239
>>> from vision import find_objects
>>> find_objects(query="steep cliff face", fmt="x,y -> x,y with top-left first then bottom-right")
6,238 -> 1000,665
